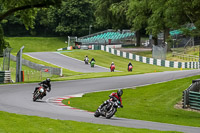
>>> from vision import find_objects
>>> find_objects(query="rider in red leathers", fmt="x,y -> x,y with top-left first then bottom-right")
98,89 -> 123,110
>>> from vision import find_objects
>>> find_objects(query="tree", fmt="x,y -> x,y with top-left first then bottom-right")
127,0 -> 151,46
50,0 -> 94,36
0,0 -> 61,55
94,0 -> 129,30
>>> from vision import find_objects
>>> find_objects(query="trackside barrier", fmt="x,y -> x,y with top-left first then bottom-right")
10,54 -> 62,76
182,79 -> 200,110
0,71 -> 11,83
100,45 -> 199,69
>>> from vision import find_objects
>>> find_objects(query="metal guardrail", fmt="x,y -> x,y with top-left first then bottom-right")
172,52 -> 199,62
182,79 -> 200,110
10,54 -> 62,76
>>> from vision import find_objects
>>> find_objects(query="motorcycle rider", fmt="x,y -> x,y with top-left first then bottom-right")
110,62 -> 115,67
98,89 -> 123,111
90,57 -> 95,64
33,78 -> 51,96
128,61 -> 132,70
110,62 -> 115,72
84,55 -> 89,64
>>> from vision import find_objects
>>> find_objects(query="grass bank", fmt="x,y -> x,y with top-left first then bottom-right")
0,111 -> 179,133
63,75 -> 200,127
5,37 -> 67,53
61,50 -> 180,72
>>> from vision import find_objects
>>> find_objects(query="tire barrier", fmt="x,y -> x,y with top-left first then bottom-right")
0,71 -> 11,83
182,79 -> 200,110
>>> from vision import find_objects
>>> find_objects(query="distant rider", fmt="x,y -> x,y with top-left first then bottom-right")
110,62 -> 115,71
90,57 -> 96,64
110,62 -> 115,67
98,89 -> 123,111
128,61 -> 132,70
33,78 -> 51,96
84,55 -> 89,64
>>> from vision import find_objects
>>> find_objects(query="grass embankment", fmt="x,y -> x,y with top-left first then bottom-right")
63,75 -> 200,127
132,46 -> 200,62
62,50 -> 179,72
6,37 -> 67,53
0,111 -> 179,133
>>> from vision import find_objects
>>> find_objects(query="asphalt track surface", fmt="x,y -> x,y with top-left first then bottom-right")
25,52 -> 110,73
0,70 -> 200,133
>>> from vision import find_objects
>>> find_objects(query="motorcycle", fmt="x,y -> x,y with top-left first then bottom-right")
128,65 -> 133,72
94,98 -> 121,119
84,58 -> 89,64
110,65 -> 115,72
90,61 -> 95,67
33,85 -> 48,102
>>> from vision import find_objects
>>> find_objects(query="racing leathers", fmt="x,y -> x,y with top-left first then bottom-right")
98,92 -> 123,110
34,80 -> 51,95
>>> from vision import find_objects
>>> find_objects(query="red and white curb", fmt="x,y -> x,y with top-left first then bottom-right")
47,93 -> 93,113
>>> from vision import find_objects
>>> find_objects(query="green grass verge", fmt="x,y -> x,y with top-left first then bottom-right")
0,111 -> 179,133
61,50 -> 180,72
5,37 -> 67,53
63,75 -> 200,127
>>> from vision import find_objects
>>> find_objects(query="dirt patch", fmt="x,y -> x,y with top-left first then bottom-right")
174,101 -> 200,113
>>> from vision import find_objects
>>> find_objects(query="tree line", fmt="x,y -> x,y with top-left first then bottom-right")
0,0 -> 200,54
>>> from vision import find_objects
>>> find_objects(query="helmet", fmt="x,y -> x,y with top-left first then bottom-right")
46,78 -> 50,82
117,89 -> 123,97
112,62 -> 114,64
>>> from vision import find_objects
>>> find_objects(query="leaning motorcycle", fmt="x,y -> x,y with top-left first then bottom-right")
94,99 -> 121,119
33,86 -> 47,102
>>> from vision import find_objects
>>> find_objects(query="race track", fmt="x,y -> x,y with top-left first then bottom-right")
25,52 -> 110,72
0,70 -> 200,133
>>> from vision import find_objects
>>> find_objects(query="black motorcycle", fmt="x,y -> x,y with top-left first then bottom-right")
94,98 -> 122,119
33,85 -> 48,102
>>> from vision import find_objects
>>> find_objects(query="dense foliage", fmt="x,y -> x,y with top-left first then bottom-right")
1,0 -> 200,39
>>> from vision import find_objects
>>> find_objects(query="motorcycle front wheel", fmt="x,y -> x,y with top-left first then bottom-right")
94,109 -> 101,117
33,92 -> 39,101
105,107 -> 117,119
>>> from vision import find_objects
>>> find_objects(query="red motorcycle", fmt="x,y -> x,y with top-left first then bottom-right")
128,65 -> 133,72
110,65 -> 115,72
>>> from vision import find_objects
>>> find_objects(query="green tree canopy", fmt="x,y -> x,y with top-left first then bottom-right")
0,0 -> 61,55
